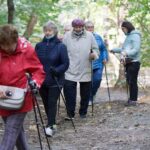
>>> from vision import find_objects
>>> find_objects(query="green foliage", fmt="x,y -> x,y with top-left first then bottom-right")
0,1 -> 8,24
56,0 -> 109,34
0,0 -> 150,67
0,0 -> 5,5
127,0 -> 150,66
0,0 -> 60,40
142,50 -> 150,67
14,0 -> 60,34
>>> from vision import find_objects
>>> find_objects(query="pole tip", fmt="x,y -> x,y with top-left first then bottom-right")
107,105 -> 111,110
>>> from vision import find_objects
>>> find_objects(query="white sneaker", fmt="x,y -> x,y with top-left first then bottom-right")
45,127 -> 53,137
88,101 -> 92,106
88,96 -> 96,106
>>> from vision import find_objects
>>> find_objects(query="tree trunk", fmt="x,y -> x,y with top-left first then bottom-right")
114,63 -> 126,88
7,0 -> 15,24
23,13 -> 38,40
113,6 -> 127,88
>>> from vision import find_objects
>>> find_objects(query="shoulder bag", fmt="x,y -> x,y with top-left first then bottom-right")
0,85 -> 27,110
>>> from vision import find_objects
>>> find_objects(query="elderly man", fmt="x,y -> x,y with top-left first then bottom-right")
63,19 -> 99,119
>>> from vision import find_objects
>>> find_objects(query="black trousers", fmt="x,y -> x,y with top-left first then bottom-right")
39,85 -> 60,126
63,80 -> 91,117
125,62 -> 140,101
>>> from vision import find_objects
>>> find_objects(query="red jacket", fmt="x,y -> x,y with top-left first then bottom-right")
0,37 -> 45,116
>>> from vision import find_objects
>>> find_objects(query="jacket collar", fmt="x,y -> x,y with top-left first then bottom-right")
71,30 -> 86,40
42,35 -> 60,44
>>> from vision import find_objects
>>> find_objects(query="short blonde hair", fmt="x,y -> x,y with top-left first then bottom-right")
0,24 -> 18,46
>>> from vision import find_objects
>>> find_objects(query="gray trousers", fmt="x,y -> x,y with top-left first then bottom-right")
0,113 -> 29,150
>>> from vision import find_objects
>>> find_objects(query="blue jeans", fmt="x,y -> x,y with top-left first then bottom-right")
63,80 -> 91,117
90,67 -> 103,101
39,85 -> 60,126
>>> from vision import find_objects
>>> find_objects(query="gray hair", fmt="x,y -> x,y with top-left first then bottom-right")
85,21 -> 94,28
43,21 -> 58,35
64,24 -> 72,32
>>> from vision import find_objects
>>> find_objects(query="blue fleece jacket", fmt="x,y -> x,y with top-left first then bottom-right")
112,30 -> 141,61
92,33 -> 108,70
35,36 -> 69,86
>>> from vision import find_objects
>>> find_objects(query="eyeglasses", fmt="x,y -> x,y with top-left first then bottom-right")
86,26 -> 94,28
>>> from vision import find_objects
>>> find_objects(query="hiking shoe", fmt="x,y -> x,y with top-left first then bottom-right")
88,101 -> 92,106
65,116 -> 74,121
45,127 -> 53,137
88,95 -> 96,106
80,114 -> 86,119
124,100 -> 137,107
45,125 -> 57,137
88,101 -> 96,106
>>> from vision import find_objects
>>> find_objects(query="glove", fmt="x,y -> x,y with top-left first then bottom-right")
49,66 -> 59,78
89,50 -> 98,60
109,50 -> 115,54
29,80 -> 39,94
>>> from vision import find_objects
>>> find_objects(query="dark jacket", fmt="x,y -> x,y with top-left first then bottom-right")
35,36 -> 69,86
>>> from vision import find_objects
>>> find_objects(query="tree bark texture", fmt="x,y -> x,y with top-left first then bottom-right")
23,13 -> 38,40
114,63 -> 126,88
7,0 -> 15,24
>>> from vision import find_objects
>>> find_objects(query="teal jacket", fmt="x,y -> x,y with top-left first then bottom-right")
112,30 -> 141,62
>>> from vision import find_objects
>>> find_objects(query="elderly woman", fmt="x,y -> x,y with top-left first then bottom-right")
63,19 -> 99,120
0,24 -> 45,150
35,21 -> 69,137
111,21 -> 141,106
85,21 -> 108,105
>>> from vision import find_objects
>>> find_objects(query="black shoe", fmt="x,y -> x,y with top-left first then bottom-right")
65,116 -> 74,121
124,100 -> 137,107
80,114 -> 86,119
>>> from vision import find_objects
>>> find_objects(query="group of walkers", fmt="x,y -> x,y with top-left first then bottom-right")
0,18 -> 141,150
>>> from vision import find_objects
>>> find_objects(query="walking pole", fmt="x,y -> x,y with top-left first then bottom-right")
53,76 -> 77,133
90,51 -> 94,116
57,96 -> 61,116
26,73 -> 52,150
31,92 -> 43,150
123,65 -> 129,100
104,64 -> 111,109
